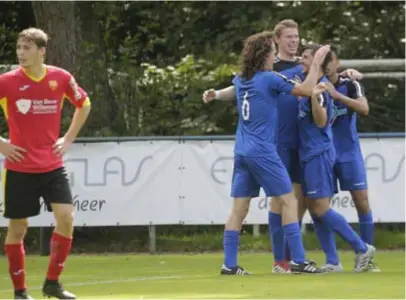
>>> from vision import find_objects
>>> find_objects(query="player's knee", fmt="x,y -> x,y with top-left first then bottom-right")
352,191 -> 370,214
231,198 -> 250,221
233,204 -> 249,219
298,196 -> 308,218
7,219 -> 28,241
226,199 -> 250,230
292,183 -> 304,202
57,211 -> 74,229
277,192 -> 296,208
53,205 -> 74,234
270,197 -> 282,213
308,198 -> 329,217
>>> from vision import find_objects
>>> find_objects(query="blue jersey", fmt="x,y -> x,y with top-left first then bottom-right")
233,71 -> 296,157
274,58 -> 303,149
331,77 -> 365,162
297,76 -> 334,161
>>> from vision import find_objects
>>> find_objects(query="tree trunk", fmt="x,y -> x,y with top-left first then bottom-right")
31,1 -> 120,136
75,2 -> 119,135
31,1 -> 77,74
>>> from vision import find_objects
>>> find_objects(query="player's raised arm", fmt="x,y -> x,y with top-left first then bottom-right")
310,83 -> 328,128
291,45 -> 331,97
324,80 -> 369,116
202,86 -> 236,103
54,74 -> 91,155
340,68 -> 363,80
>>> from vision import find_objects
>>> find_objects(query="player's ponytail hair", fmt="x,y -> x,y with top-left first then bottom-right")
240,31 -> 275,80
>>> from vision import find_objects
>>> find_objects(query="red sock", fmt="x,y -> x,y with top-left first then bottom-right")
5,243 -> 26,291
46,232 -> 72,281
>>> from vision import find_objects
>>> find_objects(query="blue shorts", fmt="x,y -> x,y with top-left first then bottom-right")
278,145 -> 301,184
334,159 -> 368,192
231,155 -> 292,198
300,148 -> 336,200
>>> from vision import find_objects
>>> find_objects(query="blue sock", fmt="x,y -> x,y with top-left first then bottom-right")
284,235 -> 290,261
283,223 -> 305,264
223,230 -> 239,268
358,211 -> 374,245
284,220 -> 301,261
311,215 -> 339,265
268,212 -> 284,262
284,239 -> 292,261
320,208 -> 367,253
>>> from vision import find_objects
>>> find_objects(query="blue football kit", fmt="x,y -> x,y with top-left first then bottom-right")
331,77 -> 374,247
223,70 -> 312,272
331,76 -> 368,191
231,71 -> 296,198
295,75 -> 369,266
297,76 -> 336,200
274,58 -> 303,183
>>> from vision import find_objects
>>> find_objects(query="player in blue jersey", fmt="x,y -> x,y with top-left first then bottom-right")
272,20 -> 364,273
323,46 -> 379,272
203,31 -> 331,274
204,19 -> 364,274
268,20 -> 306,273
297,44 -> 375,272
260,19 -> 364,273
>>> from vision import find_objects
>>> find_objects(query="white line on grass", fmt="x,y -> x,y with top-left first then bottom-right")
2,274 -> 92,280
0,275 -> 186,293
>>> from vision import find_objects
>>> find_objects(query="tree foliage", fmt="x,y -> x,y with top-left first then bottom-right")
0,1 -> 404,136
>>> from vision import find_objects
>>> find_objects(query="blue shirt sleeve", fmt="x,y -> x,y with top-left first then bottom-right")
347,80 -> 365,99
232,75 -> 238,85
317,91 -> 329,108
268,72 -> 296,94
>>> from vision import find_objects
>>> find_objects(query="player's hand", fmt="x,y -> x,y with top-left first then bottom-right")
53,137 -> 73,156
322,81 -> 340,99
0,140 -> 27,163
202,89 -> 216,103
313,45 -> 331,65
340,68 -> 363,80
312,83 -> 327,96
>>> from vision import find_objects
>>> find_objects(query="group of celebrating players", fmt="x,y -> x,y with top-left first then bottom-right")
202,19 -> 378,275
0,19 -> 378,300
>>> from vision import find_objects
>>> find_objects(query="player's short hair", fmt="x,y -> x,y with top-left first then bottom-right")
18,28 -> 49,48
241,31 -> 274,80
273,19 -> 299,37
329,44 -> 340,58
302,43 -> 334,73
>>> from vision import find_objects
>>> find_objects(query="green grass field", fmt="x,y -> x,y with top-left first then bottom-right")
0,251 -> 404,299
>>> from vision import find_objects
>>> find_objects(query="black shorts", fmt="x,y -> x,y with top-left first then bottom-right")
2,167 -> 73,219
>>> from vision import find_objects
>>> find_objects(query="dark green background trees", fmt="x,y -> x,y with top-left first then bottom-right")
1,1 -> 404,136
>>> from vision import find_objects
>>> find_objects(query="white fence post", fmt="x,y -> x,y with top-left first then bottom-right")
149,224 -> 156,253
253,224 -> 260,237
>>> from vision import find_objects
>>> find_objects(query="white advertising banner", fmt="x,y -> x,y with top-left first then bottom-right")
0,137 -> 404,227
180,138 -> 405,225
